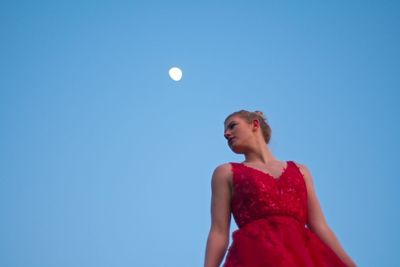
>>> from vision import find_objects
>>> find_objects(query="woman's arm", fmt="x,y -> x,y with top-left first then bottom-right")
204,164 -> 232,267
299,164 -> 357,267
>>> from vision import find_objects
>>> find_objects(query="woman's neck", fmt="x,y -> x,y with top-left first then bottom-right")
243,143 -> 277,164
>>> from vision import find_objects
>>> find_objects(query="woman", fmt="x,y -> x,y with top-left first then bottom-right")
204,110 -> 356,267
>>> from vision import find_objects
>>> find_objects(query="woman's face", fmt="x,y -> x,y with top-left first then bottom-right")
224,115 -> 254,154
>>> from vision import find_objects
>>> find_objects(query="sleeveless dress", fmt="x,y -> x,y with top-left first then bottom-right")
223,161 -> 347,267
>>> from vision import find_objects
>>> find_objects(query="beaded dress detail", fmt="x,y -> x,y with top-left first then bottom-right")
223,161 -> 347,267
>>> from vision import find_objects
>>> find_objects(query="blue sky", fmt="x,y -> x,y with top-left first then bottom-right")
1,1 -> 399,266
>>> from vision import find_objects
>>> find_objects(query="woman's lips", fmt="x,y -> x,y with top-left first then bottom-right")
228,137 -> 235,145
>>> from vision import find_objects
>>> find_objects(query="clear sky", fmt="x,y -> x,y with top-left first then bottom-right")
1,1 -> 399,266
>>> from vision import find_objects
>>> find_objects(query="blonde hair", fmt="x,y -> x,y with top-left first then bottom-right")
224,109 -> 272,144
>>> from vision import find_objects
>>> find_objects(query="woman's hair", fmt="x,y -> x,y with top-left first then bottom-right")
224,110 -> 272,144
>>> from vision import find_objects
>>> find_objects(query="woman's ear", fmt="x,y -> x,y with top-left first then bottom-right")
252,118 -> 260,130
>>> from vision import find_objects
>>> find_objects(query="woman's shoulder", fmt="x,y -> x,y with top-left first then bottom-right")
289,160 -> 307,169
211,162 -> 235,182
289,160 -> 313,184
212,162 -> 234,175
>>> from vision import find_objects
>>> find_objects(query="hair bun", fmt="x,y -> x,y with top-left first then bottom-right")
254,110 -> 266,120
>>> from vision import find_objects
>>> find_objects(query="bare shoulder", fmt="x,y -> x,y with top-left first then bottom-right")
211,163 -> 234,185
213,163 -> 232,178
292,161 -> 314,185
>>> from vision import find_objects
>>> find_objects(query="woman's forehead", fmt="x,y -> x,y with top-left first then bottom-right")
224,115 -> 241,127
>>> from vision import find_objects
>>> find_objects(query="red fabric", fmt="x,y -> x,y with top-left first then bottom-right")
223,161 -> 347,267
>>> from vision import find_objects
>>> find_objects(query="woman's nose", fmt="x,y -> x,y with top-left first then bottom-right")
224,131 -> 231,140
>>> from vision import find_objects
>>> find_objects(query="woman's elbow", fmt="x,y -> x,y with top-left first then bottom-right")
208,226 -> 229,246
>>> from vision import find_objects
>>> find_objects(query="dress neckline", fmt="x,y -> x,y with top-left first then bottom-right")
238,161 -> 291,180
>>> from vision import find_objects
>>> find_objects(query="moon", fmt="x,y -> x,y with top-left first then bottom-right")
169,67 -> 183,81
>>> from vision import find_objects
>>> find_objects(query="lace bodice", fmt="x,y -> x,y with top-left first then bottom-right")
230,161 -> 308,228
224,161 -> 348,267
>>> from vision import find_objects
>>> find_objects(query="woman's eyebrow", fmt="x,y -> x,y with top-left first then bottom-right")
225,121 -> 236,129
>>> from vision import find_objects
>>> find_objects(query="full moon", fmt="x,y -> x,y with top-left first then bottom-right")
168,67 -> 183,81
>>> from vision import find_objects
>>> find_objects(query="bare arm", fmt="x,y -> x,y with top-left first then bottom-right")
204,164 -> 232,267
299,164 -> 357,267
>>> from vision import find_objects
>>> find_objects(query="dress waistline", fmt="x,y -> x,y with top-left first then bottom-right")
239,211 -> 307,229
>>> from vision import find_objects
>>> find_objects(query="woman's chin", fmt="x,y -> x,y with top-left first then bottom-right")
230,145 -> 245,154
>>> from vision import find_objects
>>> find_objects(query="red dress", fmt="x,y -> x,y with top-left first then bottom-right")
223,161 -> 347,267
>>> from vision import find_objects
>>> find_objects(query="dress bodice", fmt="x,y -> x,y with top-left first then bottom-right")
224,161 -> 348,267
230,161 -> 308,228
